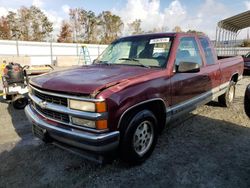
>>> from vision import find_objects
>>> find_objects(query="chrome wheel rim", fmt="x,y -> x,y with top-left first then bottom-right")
228,86 -> 235,102
133,120 -> 154,156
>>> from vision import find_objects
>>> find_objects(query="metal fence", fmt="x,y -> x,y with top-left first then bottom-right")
0,40 -> 249,66
215,47 -> 250,56
0,40 -> 108,65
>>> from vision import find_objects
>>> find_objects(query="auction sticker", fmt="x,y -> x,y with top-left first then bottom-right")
149,38 -> 170,44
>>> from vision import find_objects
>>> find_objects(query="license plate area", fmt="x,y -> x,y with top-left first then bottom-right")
32,124 -> 47,140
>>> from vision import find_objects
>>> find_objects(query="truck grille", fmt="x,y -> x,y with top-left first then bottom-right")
33,89 -> 68,106
34,103 -> 70,123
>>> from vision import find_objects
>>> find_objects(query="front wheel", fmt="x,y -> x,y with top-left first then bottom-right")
13,97 -> 28,109
120,110 -> 158,164
218,81 -> 235,107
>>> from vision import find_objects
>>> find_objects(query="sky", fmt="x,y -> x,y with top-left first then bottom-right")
0,0 -> 249,40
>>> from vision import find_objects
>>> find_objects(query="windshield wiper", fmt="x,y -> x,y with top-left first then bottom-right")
96,60 -> 112,66
118,58 -> 150,68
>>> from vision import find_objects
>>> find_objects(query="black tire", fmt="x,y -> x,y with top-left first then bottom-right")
218,81 -> 236,107
244,86 -> 250,118
13,97 -> 28,109
119,110 -> 158,164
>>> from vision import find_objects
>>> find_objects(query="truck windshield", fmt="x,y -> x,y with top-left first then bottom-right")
96,36 -> 173,68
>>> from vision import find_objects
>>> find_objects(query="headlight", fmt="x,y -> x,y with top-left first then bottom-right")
69,99 -> 106,112
69,100 -> 95,112
28,86 -> 32,94
71,117 -> 108,130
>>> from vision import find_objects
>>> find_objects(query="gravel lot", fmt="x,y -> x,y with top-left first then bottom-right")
0,75 -> 250,188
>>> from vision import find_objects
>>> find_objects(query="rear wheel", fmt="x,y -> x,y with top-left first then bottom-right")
218,81 -> 235,107
120,110 -> 158,164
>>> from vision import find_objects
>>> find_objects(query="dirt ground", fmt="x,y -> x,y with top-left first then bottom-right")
0,75 -> 250,188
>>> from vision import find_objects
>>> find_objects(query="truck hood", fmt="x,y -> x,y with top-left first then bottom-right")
30,65 -> 158,95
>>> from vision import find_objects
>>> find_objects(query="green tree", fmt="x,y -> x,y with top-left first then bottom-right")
29,6 -> 53,41
98,11 -> 123,44
57,20 -> 73,43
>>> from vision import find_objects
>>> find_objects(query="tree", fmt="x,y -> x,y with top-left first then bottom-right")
0,16 -> 11,39
173,26 -> 182,33
98,11 -> 123,44
5,6 -> 53,41
6,11 -> 19,40
57,20 -> 73,43
241,39 -> 250,47
186,29 -> 205,35
128,19 -> 143,35
145,26 -> 168,34
69,8 -> 99,43
29,6 -> 53,41
18,6 -> 31,41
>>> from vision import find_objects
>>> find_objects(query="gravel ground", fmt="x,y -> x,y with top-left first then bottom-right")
0,75 -> 250,188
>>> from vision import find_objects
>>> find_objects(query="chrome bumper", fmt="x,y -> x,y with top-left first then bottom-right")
25,104 -> 120,153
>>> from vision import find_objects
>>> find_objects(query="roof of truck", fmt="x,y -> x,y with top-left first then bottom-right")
121,32 -> 206,39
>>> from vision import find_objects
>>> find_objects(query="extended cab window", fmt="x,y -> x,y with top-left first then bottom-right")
175,37 -> 202,67
199,37 -> 216,65
97,36 -> 173,68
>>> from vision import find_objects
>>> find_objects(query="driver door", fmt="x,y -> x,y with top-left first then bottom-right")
170,37 -> 211,113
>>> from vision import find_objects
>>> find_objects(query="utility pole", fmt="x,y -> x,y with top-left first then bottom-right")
247,29 -> 249,40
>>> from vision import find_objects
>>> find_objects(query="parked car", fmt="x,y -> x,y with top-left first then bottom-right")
243,52 -> 250,72
25,33 -> 244,164
245,84 -> 250,118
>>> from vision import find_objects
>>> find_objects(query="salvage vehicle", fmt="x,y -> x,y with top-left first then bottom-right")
25,33 -> 244,164
245,84 -> 250,118
243,52 -> 250,72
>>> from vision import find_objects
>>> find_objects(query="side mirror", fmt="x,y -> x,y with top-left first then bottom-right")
177,61 -> 200,73
93,59 -> 97,64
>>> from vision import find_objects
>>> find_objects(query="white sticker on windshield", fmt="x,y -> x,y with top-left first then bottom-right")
149,38 -> 170,44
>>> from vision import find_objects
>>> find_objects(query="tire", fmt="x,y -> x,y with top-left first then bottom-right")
120,110 -> 158,164
244,87 -> 250,118
13,97 -> 28,109
218,81 -> 235,107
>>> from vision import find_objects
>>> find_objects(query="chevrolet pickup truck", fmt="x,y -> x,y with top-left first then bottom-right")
25,33 -> 244,164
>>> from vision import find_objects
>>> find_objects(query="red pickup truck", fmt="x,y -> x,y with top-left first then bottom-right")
25,33 -> 244,164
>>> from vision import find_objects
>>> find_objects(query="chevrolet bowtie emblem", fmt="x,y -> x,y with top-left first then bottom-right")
39,101 -> 47,109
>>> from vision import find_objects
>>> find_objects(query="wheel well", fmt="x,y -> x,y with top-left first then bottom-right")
119,100 -> 166,133
231,73 -> 238,83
